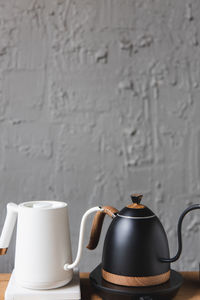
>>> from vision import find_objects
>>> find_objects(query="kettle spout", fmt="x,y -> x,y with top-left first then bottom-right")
64,206 -> 103,270
0,203 -> 18,255
161,204 -> 200,263
64,205 -> 119,270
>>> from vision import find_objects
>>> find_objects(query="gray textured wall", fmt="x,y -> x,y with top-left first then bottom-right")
0,0 -> 200,273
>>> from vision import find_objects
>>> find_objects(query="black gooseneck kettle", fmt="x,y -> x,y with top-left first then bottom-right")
87,194 -> 200,287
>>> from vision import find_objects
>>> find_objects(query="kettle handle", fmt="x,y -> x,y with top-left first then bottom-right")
87,206 -> 119,250
0,203 -> 18,255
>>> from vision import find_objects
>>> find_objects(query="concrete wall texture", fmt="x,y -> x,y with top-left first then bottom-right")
0,0 -> 200,273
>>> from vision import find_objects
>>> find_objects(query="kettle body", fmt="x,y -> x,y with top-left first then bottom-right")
87,194 -> 200,287
102,207 -> 170,286
0,200 -> 102,289
15,201 -> 73,289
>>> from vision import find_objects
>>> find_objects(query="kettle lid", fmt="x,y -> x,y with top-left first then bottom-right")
118,194 -> 155,218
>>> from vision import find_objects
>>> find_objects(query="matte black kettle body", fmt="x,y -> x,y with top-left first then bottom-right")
87,194 -> 200,287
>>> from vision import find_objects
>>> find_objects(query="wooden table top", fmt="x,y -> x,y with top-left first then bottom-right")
0,272 -> 199,300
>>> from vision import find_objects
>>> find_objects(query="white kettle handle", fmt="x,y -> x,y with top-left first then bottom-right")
64,206 -> 103,270
0,203 -> 18,254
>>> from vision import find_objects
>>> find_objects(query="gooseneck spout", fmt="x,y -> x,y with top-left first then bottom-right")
64,206 -> 104,270
64,205 -> 119,270
161,204 -> 200,263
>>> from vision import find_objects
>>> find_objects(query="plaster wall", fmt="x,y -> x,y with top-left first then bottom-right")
0,0 -> 200,272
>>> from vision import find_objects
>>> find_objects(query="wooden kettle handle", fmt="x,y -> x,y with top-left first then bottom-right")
86,206 -> 119,250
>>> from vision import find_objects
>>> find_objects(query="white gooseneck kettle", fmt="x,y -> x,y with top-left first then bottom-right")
0,201 -> 102,289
